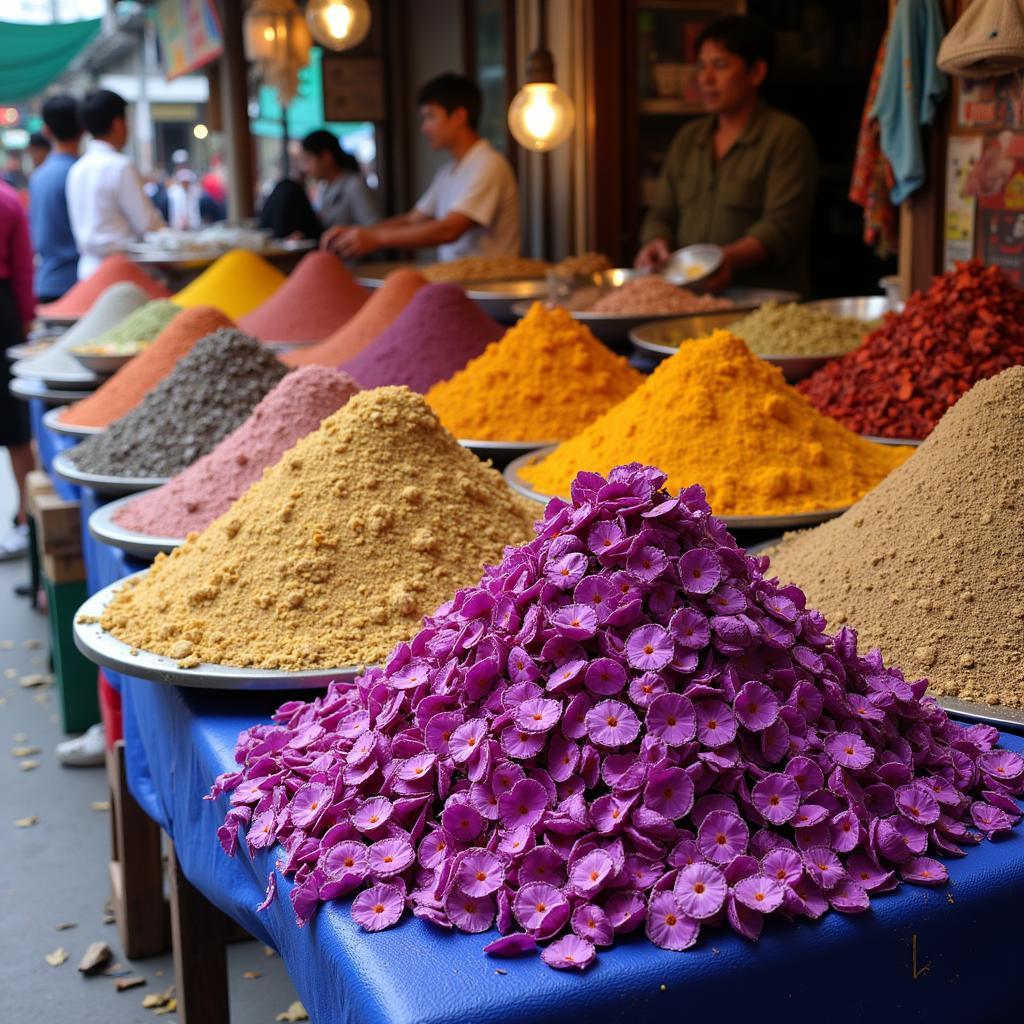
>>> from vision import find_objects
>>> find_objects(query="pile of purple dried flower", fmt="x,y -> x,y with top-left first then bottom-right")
211,464 -> 1023,970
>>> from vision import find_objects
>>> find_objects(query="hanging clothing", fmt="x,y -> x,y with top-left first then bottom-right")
871,0 -> 948,205
850,29 -> 899,258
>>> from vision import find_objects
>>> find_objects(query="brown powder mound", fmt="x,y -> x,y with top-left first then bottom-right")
283,269 -> 427,367
59,306 -> 236,428
38,254 -> 169,318
238,251 -> 368,343
99,387 -> 537,670
767,366 -> 1024,707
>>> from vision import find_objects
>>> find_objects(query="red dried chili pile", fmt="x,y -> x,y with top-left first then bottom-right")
798,260 -> 1024,439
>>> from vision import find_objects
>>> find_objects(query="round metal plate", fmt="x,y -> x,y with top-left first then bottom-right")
663,243 -> 723,288
51,450 -> 167,496
36,311 -> 79,326
11,358 -> 99,388
463,279 -> 549,322
71,351 -> 135,375
88,494 -> 183,558
459,438 -> 557,463
42,406 -> 104,438
503,448 -> 849,531
937,696 -> 1024,732
74,572 -> 367,690
10,376 -> 96,405
803,296 -> 893,321
862,435 -> 923,447
354,260 -> 434,287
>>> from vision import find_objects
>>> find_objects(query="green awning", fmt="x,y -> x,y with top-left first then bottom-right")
0,18 -> 103,104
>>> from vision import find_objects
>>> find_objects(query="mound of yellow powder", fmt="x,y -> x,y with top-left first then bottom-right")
521,331 -> 914,516
173,249 -> 287,319
425,303 -> 643,441
99,387 -> 536,670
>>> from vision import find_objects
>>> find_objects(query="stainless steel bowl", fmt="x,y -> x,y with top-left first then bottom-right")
803,296 -> 893,321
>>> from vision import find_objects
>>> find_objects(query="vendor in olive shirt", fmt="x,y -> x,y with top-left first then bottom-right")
635,16 -> 817,296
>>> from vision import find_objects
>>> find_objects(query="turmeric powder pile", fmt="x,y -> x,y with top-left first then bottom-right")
521,331 -> 915,516
425,303 -> 643,441
99,387 -> 536,670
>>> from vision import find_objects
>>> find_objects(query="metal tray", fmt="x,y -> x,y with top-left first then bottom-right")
630,318 -> 838,383
35,311 -> 79,326
937,696 -> 1024,732
88,494 -> 183,559
74,572 -> 368,690
804,296 -> 893,321
42,406 -> 104,438
71,351 -> 135,375
51,450 -> 167,496
503,448 -> 849,530
10,376 -> 96,405
11,358 -> 99,389
862,435 -> 923,447
354,260 -> 438,287
459,438 -> 557,463
463,279 -> 549,322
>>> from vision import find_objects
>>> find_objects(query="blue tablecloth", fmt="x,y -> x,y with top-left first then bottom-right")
32,398 -> 82,501
114,671 -> 1024,1024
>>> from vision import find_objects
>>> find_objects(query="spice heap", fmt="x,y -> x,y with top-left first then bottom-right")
426,303 -> 643,441
37,254 -> 168,319
173,249 -> 286,319
522,332 -> 912,515
114,367 -> 360,538
284,269 -> 427,368
211,462 -> 1023,971
553,252 -> 612,277
799,261 -> 1024,439
59,306 -> 236,428
422,256 -> 550,283
72,300 -> 181,356
238,251 -> 368,343
586,277 -> 732,315
342,283 -> 503,393
100,387 -> 536,668
768,367 -> 1024,707
730,302 -> 871,357
16,282 -> 150,379
67,329 -> 287,479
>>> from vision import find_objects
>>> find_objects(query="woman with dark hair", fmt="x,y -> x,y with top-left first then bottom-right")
301,129 -> 377,229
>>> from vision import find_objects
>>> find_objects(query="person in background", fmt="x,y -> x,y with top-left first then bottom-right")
324,73 -> 519,261
634,16 -> 817,296
66,89 -> 165,278
166,151 -> 203,230
301,129 -> 377,229
0,180 -> 36,559
28,95 -> 82,303
143,173 -> 169,222
27,132 -> 51,170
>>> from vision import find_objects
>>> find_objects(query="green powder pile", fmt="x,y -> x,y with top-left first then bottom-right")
72,300 -> 182,355
731,301 -> 873,357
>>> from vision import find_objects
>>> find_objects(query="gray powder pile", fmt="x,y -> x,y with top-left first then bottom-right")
68,329 -> 288,479
767,365 -> 1024,708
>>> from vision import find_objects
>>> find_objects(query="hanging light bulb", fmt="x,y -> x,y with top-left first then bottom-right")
306,0 -> 372,51
244,0 -> 311,67
507,45 -> 575,152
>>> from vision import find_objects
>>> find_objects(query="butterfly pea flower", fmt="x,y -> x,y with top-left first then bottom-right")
352,883 -> 405,931
694,700 -> 738,748
571,903 -> 615,946
644,693 -> 696,747
673,861 -> 727,919
585,700 -> 641,748
441,802 -> 485,842
484,932 -> 536,957
545,553 -> 588,589
513,881 -> 568,934
625,624 -> 674,672
828,877 -> 870,913
733,873 -> 786,913
514,697 -> 563,734
751,773 -> 801,825
645,892 -> 699,951
825,731 -> 876,770
550,604 -> 599,641
733,681 -> 780,732
643,766 -> 695,820
697,810 -> 749,865
978,749 -> 1024,781
678,548 -> 722,595
520,846 -> 567,886
584,657 -> 627,697
445,891 -> 495,933
368,837 -> 415,878
501,727 -> 546,760
498,778 -> 548,831
899,856 -> 949,886
569,849 -> 615,898
895,783 -> 941,826
971,801 -> 1015,837
603,889 -> 646,933
352,796 -> 393,834
626,544 -> 668,582
541,934 -> 596,970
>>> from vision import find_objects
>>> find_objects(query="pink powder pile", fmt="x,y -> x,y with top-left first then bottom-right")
113,366 -> 360,538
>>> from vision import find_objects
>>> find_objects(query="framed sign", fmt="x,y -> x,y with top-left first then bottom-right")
322,55 -> 386,122
155,0 -> 223,80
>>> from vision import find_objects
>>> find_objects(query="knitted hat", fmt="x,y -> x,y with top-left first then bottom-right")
938,0 -> 1024,78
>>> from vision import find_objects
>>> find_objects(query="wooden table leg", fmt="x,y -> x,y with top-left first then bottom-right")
107,739 -> 169,957
168,840 -> 231,1024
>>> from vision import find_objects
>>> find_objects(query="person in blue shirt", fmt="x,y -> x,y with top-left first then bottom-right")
29,95 -> 82,302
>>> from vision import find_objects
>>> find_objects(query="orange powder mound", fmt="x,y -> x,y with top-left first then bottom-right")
38,255 -> 169,318
172,249 -> 287,320
238,251 -> 368,343
283,268 -> 427,367
59,306 -> 236,428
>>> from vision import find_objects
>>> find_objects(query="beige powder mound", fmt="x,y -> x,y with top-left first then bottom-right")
767,366 -> 1024,708
100,387 -> 537,670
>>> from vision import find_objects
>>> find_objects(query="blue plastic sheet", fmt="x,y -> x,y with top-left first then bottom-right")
115,672 -> 1024,1024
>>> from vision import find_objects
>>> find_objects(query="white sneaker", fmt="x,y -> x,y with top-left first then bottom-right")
0,523 -> 28,561
56,722 -> 106,767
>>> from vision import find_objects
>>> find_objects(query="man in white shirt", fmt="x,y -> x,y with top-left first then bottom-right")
66,89 -> 164,279
324,73 -> 519,261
